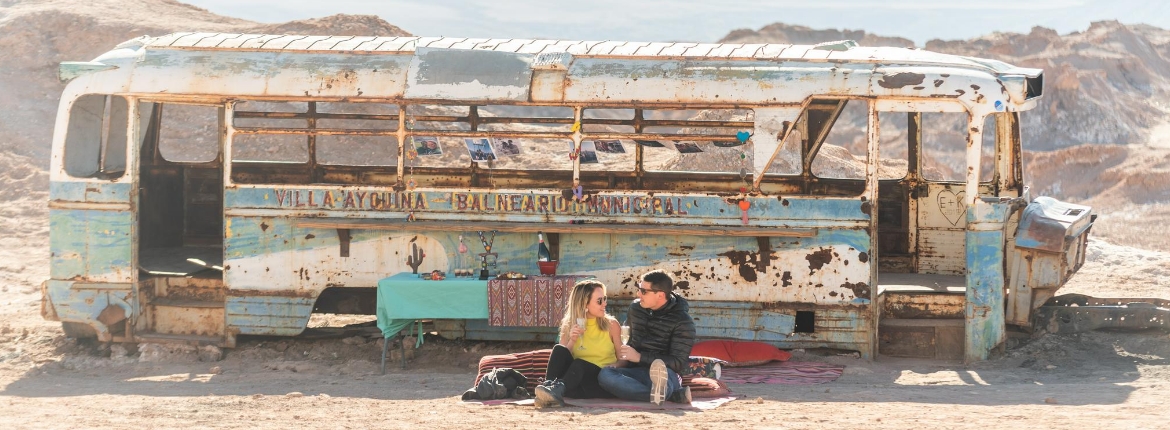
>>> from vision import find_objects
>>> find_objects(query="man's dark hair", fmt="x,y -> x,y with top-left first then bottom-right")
641,270 -> 674,294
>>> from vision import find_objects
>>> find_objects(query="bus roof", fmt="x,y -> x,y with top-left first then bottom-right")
143,33 -> 997,70
67,33 -> 1043,112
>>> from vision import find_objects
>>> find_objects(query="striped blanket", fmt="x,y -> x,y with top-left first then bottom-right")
720,361 -> 845,385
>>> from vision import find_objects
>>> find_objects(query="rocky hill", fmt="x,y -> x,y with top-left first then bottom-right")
720,22 -> 915,48
0,0 -> 409,161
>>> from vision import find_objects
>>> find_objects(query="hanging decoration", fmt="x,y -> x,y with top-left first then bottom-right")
738,199 -> 751,225
405,115 -> 419,192
476,230 -> 499,280
731,131 -> 752,191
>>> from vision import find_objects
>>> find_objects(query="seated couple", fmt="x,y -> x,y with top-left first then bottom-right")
535,270 -> 696,408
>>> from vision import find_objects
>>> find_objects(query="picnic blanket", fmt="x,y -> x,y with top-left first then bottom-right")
719,361 -> 844,385
466,395 -> 740,411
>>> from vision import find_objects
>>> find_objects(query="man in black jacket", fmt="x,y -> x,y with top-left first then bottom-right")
598,270 -> 696,404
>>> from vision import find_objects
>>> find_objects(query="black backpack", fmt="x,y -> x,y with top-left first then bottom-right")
461,368 -> 530,401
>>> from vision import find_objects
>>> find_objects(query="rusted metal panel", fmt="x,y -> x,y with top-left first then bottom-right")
879,318 -> 963,359
43,280 -> 134,341
48,181 -> 134,283
64,34 -> 1042,119
881,292 -> 965,319
964,199 -> 1012,362
130,49 -> 413,99
152,305 -> 225,337
1016,196 -> 1092,253
404,48 -> 532,102
225,295 -> 314,335
917,182 -> 969,275
445,299 -> 873,355
917,229 -> 966,275
1035,295 -> 1170,334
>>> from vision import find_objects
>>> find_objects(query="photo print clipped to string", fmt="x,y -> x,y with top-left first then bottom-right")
593,139 -> 626,154
490,137 -> 522,157
413,136 -> 443,156
464,138 -> 498,162
576,140 -> 600,164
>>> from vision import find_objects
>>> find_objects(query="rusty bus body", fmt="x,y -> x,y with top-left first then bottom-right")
43,34 -> 1093,362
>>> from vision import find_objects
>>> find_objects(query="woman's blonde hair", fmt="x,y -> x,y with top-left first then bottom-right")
559,280 -> 612,342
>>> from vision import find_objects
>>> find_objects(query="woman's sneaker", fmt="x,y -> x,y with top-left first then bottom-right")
534,379 -> 565,408
649,359 -> 668,405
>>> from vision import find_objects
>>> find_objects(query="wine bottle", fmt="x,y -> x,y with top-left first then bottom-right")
537,231 -> 551,262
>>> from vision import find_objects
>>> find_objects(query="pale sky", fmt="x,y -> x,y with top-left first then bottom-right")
182,0 -> 1170,45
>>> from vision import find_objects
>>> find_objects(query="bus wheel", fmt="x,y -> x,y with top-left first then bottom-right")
61,322 -> 97,339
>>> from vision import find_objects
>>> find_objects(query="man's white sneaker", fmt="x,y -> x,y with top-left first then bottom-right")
649,359 -> 668,405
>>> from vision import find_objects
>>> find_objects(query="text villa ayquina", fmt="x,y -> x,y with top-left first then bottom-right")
271,189 -> 693,216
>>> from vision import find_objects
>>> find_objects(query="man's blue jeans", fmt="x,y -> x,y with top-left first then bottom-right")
597,365 -> 682,402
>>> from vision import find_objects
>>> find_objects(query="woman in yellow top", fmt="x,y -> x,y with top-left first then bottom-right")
535,280 -> 626,408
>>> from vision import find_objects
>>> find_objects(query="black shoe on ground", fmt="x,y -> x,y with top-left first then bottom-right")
534,379 -> 565,408
669,386 -> 692,404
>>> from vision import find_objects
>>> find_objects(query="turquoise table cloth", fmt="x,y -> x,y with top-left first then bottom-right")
376,272 -> 489,339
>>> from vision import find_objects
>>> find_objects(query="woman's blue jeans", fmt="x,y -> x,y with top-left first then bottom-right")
597,365 -> 682,402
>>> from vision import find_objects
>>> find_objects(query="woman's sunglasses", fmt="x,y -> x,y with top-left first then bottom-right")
595,296 -> 607,305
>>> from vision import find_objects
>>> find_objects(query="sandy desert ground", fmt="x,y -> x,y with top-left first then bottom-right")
0,181 -> 1166,429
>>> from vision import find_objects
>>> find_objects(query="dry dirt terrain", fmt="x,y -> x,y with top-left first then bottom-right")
2,1 -> 1170,428
0,244 -> 1167,429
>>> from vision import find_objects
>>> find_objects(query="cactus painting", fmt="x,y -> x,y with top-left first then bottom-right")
406,242 -> 425,274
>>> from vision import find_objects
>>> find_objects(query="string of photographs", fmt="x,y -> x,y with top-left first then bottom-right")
412,136 -> 747,163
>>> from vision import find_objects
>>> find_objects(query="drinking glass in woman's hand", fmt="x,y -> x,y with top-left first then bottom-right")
575,318 -> 587,349
620,325 -> 630,345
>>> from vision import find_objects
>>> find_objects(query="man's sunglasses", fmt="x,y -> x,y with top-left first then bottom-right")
636,287 -> 662,295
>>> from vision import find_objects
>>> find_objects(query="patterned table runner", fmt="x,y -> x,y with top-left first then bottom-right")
487,275 -> 588,327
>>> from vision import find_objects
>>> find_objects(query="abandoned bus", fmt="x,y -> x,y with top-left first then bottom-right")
44,33 -> 1093,362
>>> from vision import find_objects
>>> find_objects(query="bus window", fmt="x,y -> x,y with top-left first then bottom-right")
317,102 -> 399,130
159,104 -> 220,163
479,105 -> 574,133
811,100 -> 869,179
63,94 -> 128,179
981,114 -> 998,182
231,134 -> 309,163
640,108 -> 755,174
317,135 -> 397,166
404,104 -> 471,132
921,112 -> 995,182
471,105 -> 575,171
877,111 -> 909,180
233,101 -> 308,129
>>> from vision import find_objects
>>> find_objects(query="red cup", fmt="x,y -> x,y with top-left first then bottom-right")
538,261 -> 558,275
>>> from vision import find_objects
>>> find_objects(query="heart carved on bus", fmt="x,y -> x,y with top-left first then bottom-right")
937,189 -> 967,226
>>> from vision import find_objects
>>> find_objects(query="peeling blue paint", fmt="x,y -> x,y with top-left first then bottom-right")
965,202 -> 1009,362
225,295 -> 315,335
50,181 -> 132,203
49,208 -> 132,280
